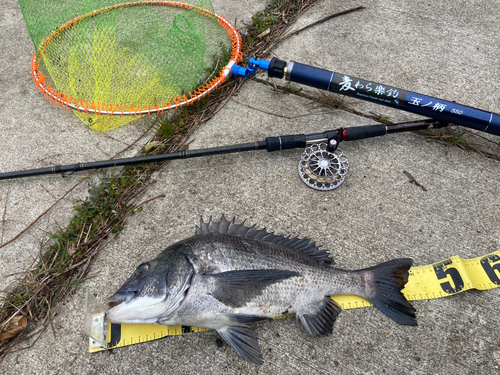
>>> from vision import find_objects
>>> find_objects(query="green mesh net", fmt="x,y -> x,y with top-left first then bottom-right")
18,1 -> 236,131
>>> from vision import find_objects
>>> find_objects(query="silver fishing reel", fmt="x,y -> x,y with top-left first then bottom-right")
298,143 -> 349,191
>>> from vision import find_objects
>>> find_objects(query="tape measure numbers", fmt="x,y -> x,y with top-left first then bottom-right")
335,250 -> 500,309
404,252 -> 500,298
89,250 -> 500,353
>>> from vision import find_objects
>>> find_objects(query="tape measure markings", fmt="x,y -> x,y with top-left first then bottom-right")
403,250 -> 500,300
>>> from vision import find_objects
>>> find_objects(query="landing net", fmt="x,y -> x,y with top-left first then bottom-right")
18,1 -> 241,131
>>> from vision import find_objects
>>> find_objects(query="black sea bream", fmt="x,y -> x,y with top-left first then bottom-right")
107,216 -> 417,365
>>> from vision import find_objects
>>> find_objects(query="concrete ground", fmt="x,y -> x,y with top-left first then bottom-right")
1,0 -> 499,374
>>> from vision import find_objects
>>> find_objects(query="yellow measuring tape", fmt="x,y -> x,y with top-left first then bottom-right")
89,250 -> 500,353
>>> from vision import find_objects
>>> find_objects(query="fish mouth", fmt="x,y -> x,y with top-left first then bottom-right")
106,291 -> 135,309
106,291 -> 168,324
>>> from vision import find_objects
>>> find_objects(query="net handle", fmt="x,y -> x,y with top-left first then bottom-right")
30,1 -> 242,116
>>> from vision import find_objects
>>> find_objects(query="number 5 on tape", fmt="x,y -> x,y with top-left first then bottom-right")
331,250 -> 500,309
403,250 -> 500,300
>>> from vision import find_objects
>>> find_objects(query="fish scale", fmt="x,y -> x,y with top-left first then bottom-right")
107,215 -> 417,365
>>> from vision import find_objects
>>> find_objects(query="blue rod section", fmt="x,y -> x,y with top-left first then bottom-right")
285,61 -> 500,136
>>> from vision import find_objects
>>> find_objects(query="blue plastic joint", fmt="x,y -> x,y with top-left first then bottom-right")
248,58 -> 271,71
230,58 -> 271,78
230,64 -> 255,78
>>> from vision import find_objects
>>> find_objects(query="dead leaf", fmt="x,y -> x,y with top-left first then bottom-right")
257,28 -> 271,38
144,141 -> 162,153
0,315 -> 28,343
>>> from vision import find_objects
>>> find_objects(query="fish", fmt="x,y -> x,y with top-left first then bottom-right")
107,215 -> 417,365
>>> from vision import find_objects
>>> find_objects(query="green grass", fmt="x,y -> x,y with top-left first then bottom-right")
281,82 -> 303,95
244,0 -> 305,49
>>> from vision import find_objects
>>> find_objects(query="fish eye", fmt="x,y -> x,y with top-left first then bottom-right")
135,263 -> 149,276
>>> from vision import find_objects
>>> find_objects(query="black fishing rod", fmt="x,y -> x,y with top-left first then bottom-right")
0,119 -> 445,190
6,58 -> 495,189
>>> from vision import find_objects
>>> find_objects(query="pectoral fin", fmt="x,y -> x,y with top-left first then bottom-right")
207,269 -> 300,308
216,314 -> 268,365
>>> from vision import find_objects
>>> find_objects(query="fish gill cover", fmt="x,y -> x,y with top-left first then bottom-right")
18,0 -> 232,131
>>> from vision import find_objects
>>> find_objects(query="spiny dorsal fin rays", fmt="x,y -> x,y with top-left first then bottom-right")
194,215 -> 333,264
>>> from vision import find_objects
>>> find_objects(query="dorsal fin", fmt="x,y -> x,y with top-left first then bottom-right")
195,215 -> 333,264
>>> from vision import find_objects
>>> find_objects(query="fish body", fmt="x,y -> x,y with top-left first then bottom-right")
107,216 -> 417,365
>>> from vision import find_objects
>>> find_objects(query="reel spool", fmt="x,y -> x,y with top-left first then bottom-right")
298,143 -> 349,191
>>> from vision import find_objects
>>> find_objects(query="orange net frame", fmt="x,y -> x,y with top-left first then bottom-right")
20,1 -> 242,131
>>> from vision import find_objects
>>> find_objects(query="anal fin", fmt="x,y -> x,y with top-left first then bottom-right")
216,314 -> 268,365
298,297 -> 342,338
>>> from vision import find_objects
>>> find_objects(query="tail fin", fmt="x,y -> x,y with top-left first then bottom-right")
362,258 -> 417,326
